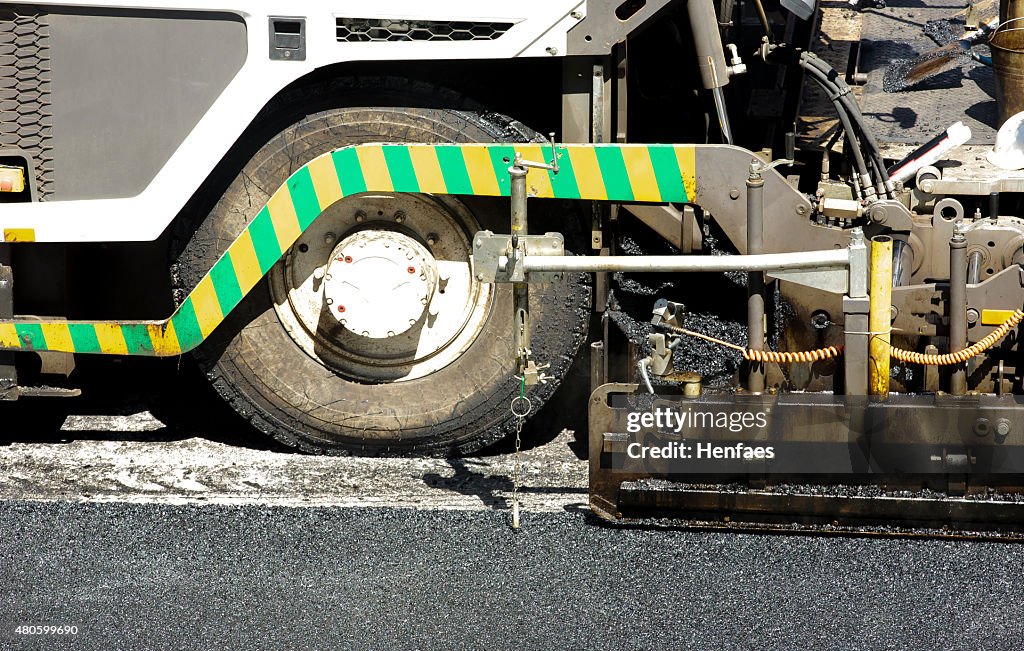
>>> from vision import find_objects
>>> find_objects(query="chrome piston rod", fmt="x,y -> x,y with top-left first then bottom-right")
520,249 -> 851,274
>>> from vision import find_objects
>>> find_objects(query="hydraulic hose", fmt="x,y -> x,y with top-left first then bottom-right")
798,65 -> 873,194
796,52 -> 894,198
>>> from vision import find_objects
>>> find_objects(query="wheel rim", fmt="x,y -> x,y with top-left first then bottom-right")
269,193 -> 494,383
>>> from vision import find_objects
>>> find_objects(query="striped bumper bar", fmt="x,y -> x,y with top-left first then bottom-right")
0,142 -> 698,356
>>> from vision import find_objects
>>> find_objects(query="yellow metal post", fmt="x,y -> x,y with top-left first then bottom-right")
869,235 -> 893,396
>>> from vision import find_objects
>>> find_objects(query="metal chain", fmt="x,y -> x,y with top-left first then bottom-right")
509,374 -> 531,530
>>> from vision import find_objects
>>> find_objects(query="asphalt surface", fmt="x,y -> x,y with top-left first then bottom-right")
2,502 -> 1024,651
2,384 -> 1024,650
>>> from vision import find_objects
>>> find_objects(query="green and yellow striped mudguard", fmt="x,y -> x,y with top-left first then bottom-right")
0,142 -> 698,356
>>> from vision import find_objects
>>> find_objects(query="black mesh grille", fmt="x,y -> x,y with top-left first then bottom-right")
336,18 -> 513,43
0,7 -> 53,199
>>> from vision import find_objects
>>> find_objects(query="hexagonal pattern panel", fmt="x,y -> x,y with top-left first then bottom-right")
336,18 -> 513,43
0,8 -> 52,199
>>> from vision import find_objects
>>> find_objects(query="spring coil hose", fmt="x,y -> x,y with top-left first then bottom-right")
663,309 -> 1023,367
743,346 -> 843,363
659,324 -> 845,363
890,308 -> 1024,366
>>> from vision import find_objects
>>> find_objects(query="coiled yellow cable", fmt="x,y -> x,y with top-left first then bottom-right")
661,308 -> 1024,367
743,346 -> 844,363
659,324 -> 844,363
889,308 -> 1024,366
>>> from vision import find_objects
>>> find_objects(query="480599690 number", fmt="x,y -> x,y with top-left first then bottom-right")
14,625 -> 79,635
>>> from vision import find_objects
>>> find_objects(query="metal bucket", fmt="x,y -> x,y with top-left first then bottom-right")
1001,0 -> 1024,24
991,18 -> 1024,125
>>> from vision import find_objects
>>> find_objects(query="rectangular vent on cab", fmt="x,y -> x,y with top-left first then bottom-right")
336,18 -> 513,42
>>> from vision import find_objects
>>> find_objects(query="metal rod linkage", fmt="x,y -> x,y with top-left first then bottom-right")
843,228 -> 869,396
950,224 -> 968,395
521,249 -> 851,273
967,250 -> 983,286
510,165 -> 530,371
747,171 -> 766,393
892,239 -> 913,287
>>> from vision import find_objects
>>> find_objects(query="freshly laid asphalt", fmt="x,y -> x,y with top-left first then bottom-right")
1,501 -> 1023,651
1,363 -> 1023,651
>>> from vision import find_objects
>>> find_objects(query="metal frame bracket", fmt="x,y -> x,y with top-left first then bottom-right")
471,231 -> 565,283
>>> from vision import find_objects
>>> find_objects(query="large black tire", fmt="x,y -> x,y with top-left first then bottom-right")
174,80 -> 590,456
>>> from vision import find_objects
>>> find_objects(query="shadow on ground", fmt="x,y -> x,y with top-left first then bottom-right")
0,350 -> 592,461
0,356 -> 289,452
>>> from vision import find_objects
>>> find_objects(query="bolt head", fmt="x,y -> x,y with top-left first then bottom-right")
394,211 -> 406,223
546,46 -> 558,55
355,211 -> 366,223
324,232 -> 336,245
966,308 -> 980,324
729,188 -> 740,200
476,273 -> 485,281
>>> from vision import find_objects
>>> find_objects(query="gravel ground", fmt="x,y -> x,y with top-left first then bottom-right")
1,502 -> 1023,651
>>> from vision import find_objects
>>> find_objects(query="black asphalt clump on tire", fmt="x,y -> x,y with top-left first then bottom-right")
172,78 -> 590,457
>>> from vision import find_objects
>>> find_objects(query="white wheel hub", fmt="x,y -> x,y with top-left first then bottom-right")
323,231 -> 438,339
269,193 -> 493,383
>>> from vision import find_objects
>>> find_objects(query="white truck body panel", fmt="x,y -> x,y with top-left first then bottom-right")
0,0 -> 585,242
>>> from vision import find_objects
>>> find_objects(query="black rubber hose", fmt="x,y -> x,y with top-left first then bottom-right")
800,70 -> 872,191
798,61 -> 889,197
761,44 -> 890,198
799,53 -> 893,193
